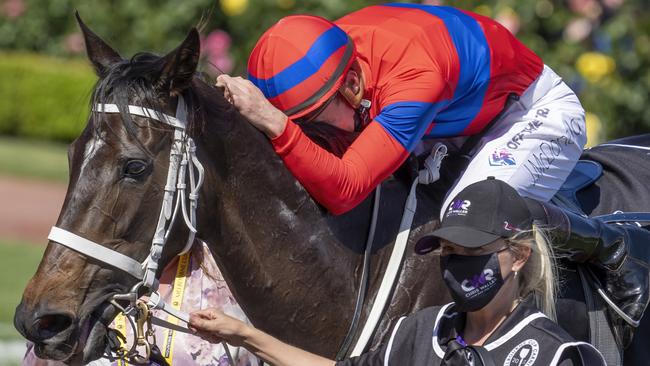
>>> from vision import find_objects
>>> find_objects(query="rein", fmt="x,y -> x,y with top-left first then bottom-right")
46,97 -> 235,365
339,143 -> 447,358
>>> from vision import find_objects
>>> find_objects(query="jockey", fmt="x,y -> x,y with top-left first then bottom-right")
217,4 -> 648,329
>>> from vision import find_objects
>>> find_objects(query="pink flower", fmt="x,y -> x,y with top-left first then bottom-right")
2,0 -> 25,18
202,30 -> 234,73
569,0 -> 602,19
203,30 -> 231,59
63,32 -> 85,54
564,18 -> 593,43
495,7 -> 521,35
210,54 -> 234,74
603,0 -> 624,10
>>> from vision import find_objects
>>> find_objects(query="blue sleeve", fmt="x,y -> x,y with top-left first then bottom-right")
375,100 -> 447,152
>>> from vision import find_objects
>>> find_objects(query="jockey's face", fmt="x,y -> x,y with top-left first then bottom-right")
309,65 -> 365,132
311,93 -> 356,132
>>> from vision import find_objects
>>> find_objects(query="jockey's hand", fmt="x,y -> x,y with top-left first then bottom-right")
216,74 -> 287,138
189,308 -> 249,347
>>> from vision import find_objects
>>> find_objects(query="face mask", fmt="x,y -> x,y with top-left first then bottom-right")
441,252 -> 508,312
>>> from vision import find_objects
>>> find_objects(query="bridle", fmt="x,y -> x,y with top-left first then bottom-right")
46,96 -> 235,365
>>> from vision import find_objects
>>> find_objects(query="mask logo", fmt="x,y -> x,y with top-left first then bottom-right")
442,253 -> 505,312
503,339 -> 539,366
460,269 -> 496,293
489,148 -> 517,166
447,199 -> 471,217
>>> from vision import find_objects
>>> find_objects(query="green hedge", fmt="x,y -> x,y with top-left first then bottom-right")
0,53 -> 95,142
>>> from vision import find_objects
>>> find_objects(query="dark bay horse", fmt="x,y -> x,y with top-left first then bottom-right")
13,21 -> 650,364
13,20 -> 452,364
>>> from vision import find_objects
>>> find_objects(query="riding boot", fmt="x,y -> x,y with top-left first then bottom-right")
525,200 -> 650,328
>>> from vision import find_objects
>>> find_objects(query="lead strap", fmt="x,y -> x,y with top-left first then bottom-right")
161,252 -> 191,364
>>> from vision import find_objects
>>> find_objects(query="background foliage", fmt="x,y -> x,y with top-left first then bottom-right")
1,0 -> 648,142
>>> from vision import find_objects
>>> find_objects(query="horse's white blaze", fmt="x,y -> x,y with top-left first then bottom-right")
80,132 -> 106,175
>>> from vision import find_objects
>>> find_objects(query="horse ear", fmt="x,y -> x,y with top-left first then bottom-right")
75,11 -> 121,77
158,28 -> 200,95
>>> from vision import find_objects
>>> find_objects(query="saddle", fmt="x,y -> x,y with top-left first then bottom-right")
551,159 -> 650,366
552,160 -> 603,213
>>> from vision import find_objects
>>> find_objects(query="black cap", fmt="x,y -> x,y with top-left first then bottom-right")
415,177 -> 532,253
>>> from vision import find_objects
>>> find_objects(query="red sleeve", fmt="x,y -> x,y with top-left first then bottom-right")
271,119 -> 408,215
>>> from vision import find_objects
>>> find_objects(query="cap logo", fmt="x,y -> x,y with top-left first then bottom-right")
503,221 -> 523,232
446,199 -> 471,217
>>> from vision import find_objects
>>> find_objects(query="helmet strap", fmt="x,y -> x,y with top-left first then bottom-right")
354,99 -> 372,132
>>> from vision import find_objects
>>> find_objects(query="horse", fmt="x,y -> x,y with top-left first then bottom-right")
13,19 -> 650,365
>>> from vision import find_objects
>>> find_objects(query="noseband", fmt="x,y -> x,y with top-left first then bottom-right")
46,97 -> 234,364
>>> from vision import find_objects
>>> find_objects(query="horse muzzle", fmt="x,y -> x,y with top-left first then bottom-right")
14,299 -> 116,363
14,301 -> 80,361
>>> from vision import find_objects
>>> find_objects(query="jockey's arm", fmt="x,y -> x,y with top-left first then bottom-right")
272,120 -> 409,214
270,71 -> 451,215
216,72 -> 450,215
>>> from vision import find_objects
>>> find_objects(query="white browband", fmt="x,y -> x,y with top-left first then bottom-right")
94,103 -> 187,129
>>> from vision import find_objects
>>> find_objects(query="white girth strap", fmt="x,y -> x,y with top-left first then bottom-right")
350,143 -> 447,356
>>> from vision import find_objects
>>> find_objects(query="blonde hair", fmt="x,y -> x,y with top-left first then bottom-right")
507,224 -> 559,321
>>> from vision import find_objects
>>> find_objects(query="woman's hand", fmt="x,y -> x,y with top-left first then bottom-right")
216,74 -> 288,138
189,308 -> 250,347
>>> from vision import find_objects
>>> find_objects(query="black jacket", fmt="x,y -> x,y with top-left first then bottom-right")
337,297 -> 605,366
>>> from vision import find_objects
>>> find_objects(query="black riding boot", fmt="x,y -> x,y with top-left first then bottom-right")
526,200 -> 650,327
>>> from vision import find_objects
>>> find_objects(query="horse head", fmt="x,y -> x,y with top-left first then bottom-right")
13,15 -> 207,363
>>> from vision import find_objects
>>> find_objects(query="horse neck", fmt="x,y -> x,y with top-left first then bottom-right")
192,100 -> 360,342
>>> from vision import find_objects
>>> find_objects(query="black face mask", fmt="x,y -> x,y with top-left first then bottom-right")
440,252 -> 507,312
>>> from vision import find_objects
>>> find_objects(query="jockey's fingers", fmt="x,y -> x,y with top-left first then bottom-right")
223,88 -> 233,104
216,74 -> 233,83
220,79 -> 250,97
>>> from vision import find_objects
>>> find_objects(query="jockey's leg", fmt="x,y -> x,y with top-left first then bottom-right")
439,65 -> 586,216
436,65 -> 650,328
526,200 -> 650,327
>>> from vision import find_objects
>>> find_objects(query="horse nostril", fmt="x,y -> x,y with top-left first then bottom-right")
33,313 -> 74,339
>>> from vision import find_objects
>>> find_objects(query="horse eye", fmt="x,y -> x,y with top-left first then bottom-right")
123,160 -> 149,178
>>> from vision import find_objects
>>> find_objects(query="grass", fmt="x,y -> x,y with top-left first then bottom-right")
0,239 -> 45,341
0,136 -> 68,182
0,135 -> 68,342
